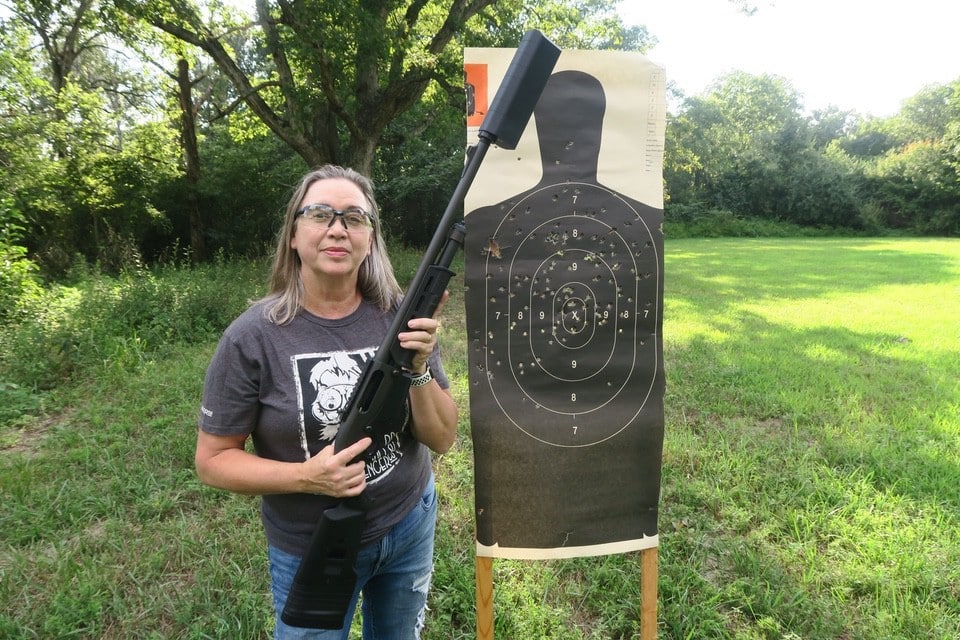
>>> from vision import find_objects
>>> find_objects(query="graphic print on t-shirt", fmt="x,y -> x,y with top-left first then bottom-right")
291,347 -> 406,484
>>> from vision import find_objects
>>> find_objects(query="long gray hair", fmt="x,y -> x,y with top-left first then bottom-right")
263,165 -> 402,324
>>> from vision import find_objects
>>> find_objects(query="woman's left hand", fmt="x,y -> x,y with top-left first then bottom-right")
397,291 -> 448,373
397,290 -> 458,453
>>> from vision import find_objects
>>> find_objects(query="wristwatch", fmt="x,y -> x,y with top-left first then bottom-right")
409,366 -> 433,387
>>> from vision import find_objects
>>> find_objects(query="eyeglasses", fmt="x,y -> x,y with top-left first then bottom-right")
296,203 -> 374,230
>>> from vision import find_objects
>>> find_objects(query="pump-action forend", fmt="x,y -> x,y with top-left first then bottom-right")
280,30 -> 561,629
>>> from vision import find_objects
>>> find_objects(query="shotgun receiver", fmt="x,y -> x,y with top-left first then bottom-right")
280,30 -> 560,629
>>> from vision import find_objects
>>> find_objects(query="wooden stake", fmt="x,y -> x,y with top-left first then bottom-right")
641,547 -> 658,639
475,548 -> 657,638
476,555 -> 494,640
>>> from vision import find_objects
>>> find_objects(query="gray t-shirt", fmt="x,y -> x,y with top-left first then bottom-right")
198,297 -> 449,554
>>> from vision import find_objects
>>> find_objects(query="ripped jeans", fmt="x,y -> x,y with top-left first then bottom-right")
269,476 -> 437,640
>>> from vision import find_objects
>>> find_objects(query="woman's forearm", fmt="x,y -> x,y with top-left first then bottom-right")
409,383 -> 459,453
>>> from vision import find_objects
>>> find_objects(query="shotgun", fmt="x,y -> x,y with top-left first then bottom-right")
280,29 -> 560,629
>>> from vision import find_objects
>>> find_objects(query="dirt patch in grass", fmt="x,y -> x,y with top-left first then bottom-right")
0,409 -> 72,458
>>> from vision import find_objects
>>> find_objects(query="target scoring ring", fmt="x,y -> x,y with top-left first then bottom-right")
478,182 -> 660,447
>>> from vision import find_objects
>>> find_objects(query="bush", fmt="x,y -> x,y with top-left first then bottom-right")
663,205 -> 851,238
0,199 -> 43,322
0,381 -> 44,430
0,258 -> 266,390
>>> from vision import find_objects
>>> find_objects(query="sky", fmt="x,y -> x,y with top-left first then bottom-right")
617,0 -> 960,116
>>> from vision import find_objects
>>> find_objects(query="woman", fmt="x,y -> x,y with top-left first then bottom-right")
196,165 -> 458,639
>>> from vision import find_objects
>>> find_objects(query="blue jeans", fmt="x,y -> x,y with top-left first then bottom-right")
269,477 -> 437,640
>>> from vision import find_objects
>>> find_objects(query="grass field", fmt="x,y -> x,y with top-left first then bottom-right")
1,237 -> 958,638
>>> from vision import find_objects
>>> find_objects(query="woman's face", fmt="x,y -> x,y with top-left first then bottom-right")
290,177 -> 374,286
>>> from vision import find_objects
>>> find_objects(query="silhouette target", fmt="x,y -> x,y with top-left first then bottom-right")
466,70 -> 665,553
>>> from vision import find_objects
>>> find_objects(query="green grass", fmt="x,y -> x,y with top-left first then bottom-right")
1,238 -> 958,638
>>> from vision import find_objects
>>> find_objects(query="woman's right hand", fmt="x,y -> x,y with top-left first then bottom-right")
301,437 -> 372,497
195,431 -> 372,497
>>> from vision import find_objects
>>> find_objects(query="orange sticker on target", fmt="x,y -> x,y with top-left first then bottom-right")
465,63 -> 488,127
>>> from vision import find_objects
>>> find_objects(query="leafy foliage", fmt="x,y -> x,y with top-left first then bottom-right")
666,72 -> 863,228
0,200 -> 43,323
665,71 -> 960,236
0,256 -> 265,391
858,82 -> 960,235
466,0 -> 654,51
117,0 -> 501,174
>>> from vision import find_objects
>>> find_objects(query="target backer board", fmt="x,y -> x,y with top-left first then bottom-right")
464,49 -> 666,560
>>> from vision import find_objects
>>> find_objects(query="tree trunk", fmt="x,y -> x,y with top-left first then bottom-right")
176,58 -> 206,262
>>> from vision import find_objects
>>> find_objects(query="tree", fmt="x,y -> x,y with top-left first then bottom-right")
173,56 -> 206,260
1,0 -> 186,274
668,72 -> 805,213
809,106 -> 857,150
893,82 -> 959,142
468,0 -> 652,50
2,0 -> 112,158
666,71 -> 863,227
845,78 -> 960,235
118,0 -> 500,176
118,0 -> 654,178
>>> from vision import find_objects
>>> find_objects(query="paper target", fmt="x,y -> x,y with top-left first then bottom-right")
475,182 -> 660,447
464,51 -> 666,558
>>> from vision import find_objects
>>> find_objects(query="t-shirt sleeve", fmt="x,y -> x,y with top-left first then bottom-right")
428,343 -> 450,390
198,322 -> 262,436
